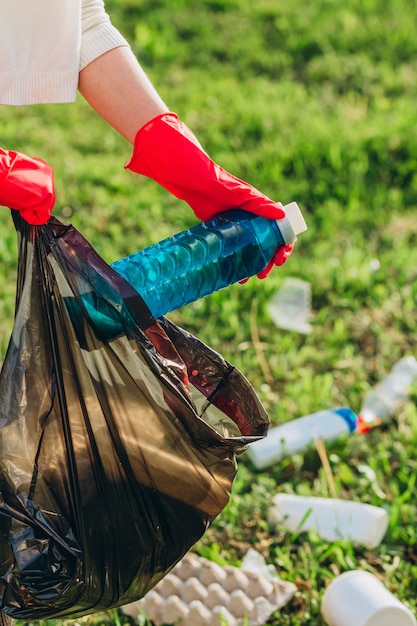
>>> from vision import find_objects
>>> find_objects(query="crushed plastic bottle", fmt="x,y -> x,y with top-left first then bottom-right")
247,407 -> 358,470
359,356 -> 417,431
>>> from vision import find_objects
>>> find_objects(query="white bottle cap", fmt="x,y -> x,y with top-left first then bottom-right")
278,202 -> 307,243
283,202 -> 308,234
321,570 -> 416,626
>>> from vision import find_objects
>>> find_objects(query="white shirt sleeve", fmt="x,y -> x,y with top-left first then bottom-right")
0,0 -> 81,104
80,0 -> 129,71
0,0 -> 129,105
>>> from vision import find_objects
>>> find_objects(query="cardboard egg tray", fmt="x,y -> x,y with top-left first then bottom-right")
122,552 -> 296,626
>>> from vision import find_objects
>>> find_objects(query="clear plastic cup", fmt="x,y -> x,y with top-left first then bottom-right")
267,277 -> 312,334
321,570 -> 416,626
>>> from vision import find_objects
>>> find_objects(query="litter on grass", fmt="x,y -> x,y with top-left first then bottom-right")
269,494 -> 389,549
122,551 -> 297,626
267,277 -> 312,334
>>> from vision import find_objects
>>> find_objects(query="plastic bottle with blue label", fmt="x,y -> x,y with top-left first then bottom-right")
247,407 -> 358,470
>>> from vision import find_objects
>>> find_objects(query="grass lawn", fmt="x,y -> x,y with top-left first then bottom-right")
1,0 -> 417,624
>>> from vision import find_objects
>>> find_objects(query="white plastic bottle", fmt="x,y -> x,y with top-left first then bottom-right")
269,494 -> 389,549
359,356 -> 417,429
247,407 -> 357,470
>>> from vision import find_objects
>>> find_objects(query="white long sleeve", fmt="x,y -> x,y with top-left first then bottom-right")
80,0 -> 128,71
0,0 -> 128,105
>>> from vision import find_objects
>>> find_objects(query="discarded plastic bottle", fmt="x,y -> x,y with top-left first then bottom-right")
110,202 -> 306,318
247,407 -> 358,470
268,494 -> 389,549
359,356 -> 417,431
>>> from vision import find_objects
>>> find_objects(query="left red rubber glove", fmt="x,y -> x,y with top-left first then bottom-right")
0,148 -> 55,225
126,112 -> 293,278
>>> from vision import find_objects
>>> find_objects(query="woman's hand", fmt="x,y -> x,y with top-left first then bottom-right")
0,148 -> 55,225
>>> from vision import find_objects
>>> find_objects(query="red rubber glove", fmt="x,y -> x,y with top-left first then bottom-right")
126,112 -> 293,277
0,148 -> 55,225
258,242 -> 295,279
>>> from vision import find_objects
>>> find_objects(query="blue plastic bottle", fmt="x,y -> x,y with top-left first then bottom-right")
110,202 -> 306,318
77,203 -> 306,335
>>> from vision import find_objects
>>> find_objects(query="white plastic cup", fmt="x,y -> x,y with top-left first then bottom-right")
321,570 -> 416,626
269,494 -> 388,549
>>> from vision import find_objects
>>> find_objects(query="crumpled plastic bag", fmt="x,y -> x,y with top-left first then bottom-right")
0,213 -> 269,621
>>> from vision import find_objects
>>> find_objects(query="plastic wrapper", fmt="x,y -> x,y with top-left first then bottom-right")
0,213 -> 269,621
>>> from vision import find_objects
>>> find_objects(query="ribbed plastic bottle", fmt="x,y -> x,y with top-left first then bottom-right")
109,202 -> 306,319
359,356 -> 417,430
247,407 -> 358,470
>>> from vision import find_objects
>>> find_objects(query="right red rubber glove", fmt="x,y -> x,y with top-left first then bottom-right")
0,148 -> 55,225
126,113 -> 293,278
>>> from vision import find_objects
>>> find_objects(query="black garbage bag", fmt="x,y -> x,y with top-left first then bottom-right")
0,213 -> 269,620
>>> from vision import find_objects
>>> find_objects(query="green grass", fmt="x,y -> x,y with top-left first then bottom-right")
1,0 -> 417,624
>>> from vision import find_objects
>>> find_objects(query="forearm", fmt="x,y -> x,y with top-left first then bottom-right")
78,46 -> 168,144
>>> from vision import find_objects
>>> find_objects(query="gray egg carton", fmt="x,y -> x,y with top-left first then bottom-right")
122,551 -> 296,626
